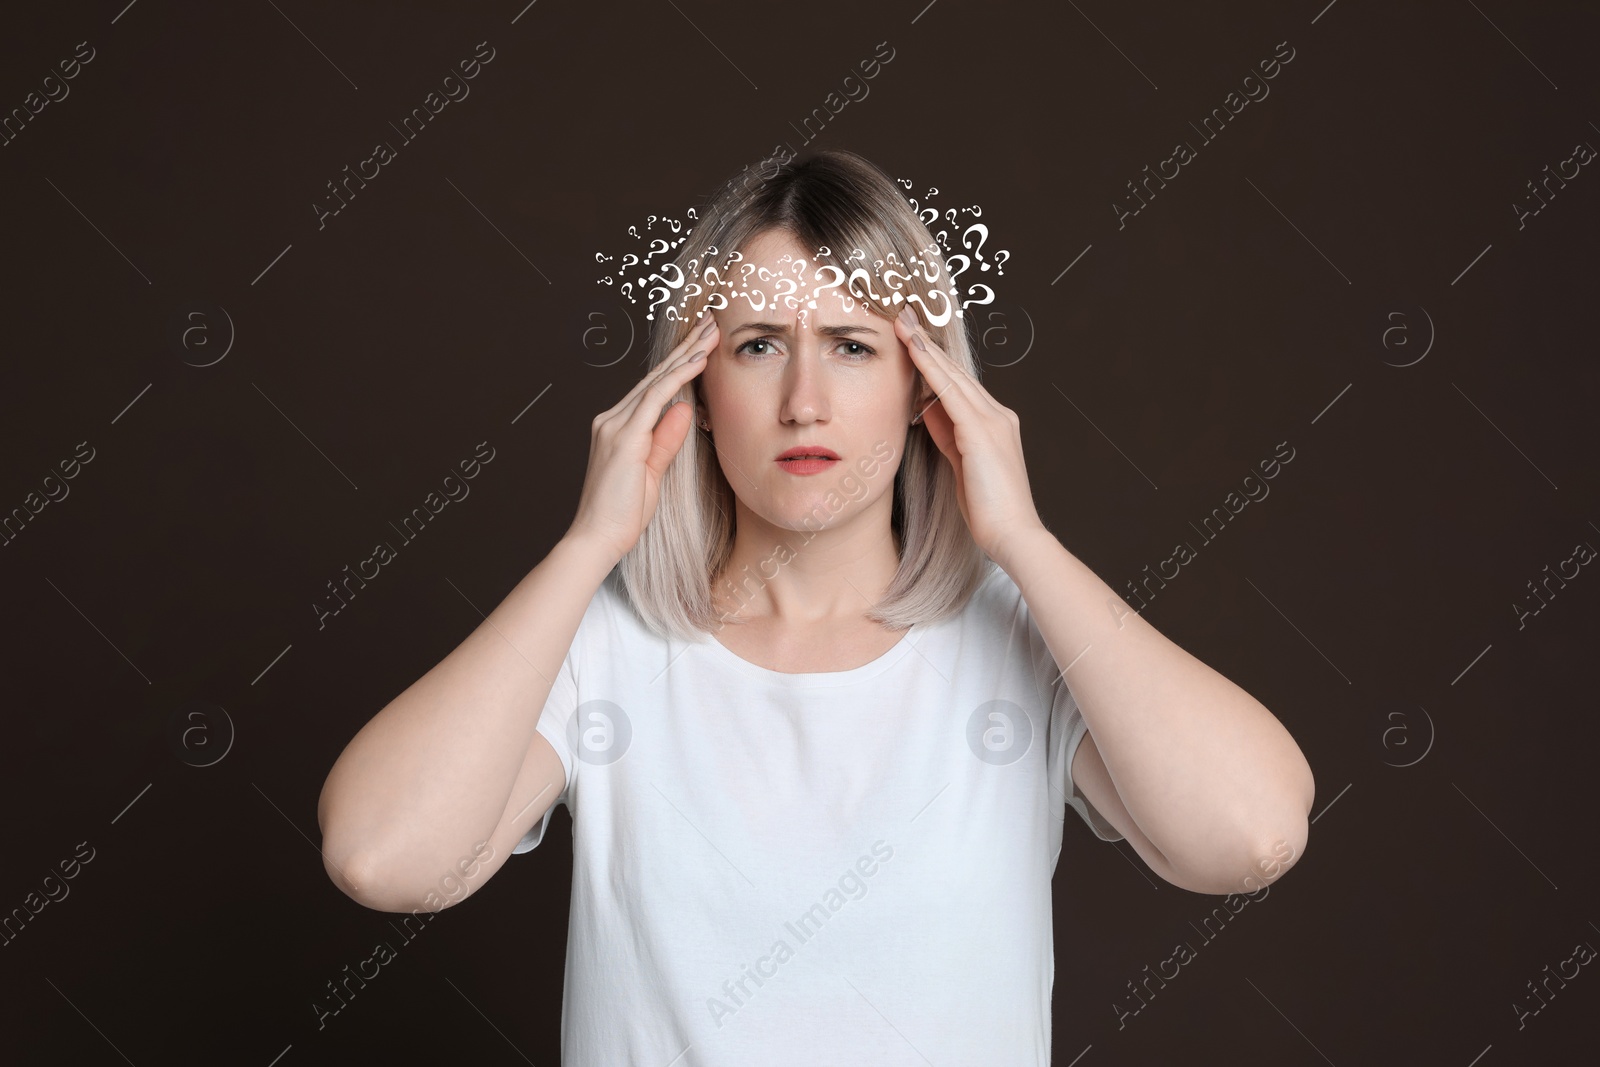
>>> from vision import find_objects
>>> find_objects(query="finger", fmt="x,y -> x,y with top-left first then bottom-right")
609,315 -> 719,424
613,313 -> 717,412
893,306 -> 994,422
645,398 -> 695,478
622,323 -> 716,430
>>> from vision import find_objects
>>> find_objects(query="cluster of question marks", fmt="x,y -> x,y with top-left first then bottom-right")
896,178 -> 1010,278
592,182 -> 1010,325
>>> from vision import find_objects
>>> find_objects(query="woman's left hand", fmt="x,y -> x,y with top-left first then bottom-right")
894,303 -> 1047,567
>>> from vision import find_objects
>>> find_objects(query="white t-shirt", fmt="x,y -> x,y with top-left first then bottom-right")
514,559 -> 1123,1065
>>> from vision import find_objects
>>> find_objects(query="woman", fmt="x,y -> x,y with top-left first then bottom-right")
318,148 -> 1315,1064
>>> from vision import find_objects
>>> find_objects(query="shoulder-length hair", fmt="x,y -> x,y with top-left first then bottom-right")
618,147 -> 991,642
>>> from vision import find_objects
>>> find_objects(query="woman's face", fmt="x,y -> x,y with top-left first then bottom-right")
695,227 -> 929,537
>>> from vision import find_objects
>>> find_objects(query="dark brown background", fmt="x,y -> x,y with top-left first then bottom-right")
2,1 -> 1596,1063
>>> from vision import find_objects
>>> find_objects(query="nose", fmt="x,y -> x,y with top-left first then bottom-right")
778,334 -> 830,426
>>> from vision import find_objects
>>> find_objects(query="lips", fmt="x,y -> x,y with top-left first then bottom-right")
776,447 -> 841,461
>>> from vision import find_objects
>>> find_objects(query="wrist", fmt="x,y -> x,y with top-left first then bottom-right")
554,529 -> 622,580
991,522 -> 1054,575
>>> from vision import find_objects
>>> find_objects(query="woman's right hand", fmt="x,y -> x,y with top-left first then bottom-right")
565,313 -> 719,566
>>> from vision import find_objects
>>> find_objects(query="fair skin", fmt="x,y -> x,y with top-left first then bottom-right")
689,226 -> 1314,895
691,227 -> 935,672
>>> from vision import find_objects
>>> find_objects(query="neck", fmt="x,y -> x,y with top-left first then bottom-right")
711,503 -> 900,626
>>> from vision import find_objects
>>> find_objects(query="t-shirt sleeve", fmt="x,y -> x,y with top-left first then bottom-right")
1047,678 -> 1124,843
1017,576 -> 1123,844
511,644 -> 578,855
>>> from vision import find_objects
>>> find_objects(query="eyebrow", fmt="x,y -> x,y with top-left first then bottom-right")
730,321 -> 881,338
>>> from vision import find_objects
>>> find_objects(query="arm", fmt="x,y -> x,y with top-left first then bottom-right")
316,532 -> 615,913
1002,526 -> 1314,895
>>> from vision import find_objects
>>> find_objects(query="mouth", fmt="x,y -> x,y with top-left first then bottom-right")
775,446 -> 841,475
776,447 -> 841,461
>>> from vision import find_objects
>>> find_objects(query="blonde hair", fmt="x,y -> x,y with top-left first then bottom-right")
618,147 -> 990,642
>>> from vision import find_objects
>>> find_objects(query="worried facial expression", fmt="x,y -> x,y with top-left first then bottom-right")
693,228 -> 932,535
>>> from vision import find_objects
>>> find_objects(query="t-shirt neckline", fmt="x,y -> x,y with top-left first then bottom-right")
700,621 -> 921,688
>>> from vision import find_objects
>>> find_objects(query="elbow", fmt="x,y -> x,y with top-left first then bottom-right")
1179,810 -> 1309,897
322,846 -> 442,914
1232,757 -> 1314,892
1233,807 -> 1309,895
318,780 -> 425,913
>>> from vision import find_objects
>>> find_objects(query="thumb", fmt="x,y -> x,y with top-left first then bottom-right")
646,400 -> 695,477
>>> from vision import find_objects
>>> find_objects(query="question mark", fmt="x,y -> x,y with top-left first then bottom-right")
963,223 -> 991,269
629,225 -> 639,239
961,283 -> 996,310
646,285 -> 672,320
811,264 -> 846,309
992,250 -> 1009,275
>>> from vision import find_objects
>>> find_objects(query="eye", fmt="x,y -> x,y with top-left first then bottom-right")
733,337 -> 877,361
735,337 -> 778,357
